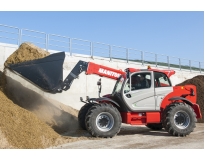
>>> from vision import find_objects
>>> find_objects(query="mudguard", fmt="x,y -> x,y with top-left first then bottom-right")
89,97 -> 120,107
169,96 -> 193,106
169,96 -> 202,119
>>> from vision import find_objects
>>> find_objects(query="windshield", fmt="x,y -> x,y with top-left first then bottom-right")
112,76 -> 125,95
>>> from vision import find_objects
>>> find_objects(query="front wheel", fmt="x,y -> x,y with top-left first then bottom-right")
85,103 -> 122,138
78,103 -> 94,130
163,103 -> 196,137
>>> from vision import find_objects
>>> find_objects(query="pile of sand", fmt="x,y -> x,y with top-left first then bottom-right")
0,42 -> 93,148
0,73 -> 93,148
4,42 -> 50,67
0,89 -> 66,149
176,75 -> 204,123
2,70 -> 80,134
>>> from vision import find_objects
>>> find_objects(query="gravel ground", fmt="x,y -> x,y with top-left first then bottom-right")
50,123 -> 204,149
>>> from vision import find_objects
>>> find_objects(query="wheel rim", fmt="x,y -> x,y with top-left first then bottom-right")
96,112 -> 114,132
174,111 -> 190,129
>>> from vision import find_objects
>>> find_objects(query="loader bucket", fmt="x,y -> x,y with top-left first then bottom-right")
7,52 -> 65,93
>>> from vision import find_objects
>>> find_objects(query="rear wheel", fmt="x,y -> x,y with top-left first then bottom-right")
146,123 -> 163,130
85,103 -> 122,138
163,103 -> 196,136
78,103 -> 94,130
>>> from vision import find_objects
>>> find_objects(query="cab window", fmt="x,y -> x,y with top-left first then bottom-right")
154,72 -> 171,87
130,73 -> 151,91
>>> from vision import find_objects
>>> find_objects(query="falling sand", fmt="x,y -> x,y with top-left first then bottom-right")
0,42 -> 98,149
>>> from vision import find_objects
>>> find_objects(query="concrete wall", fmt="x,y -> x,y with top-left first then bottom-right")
0,43 -> 204,110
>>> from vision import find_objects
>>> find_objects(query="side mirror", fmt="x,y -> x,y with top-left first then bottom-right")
126,69 -> 130,79
97,78 -> 101,86
97,78 -> 102,97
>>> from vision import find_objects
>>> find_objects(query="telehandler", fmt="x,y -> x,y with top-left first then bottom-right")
7,52 -> 202,138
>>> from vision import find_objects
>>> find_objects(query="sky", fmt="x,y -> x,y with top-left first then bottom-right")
0,11 -> 204,65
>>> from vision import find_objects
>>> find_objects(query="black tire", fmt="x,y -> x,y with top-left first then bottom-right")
146,123 -> 163,130
78,103 -> 94,130
163,103 -> 197,137
85,103 -> 122,138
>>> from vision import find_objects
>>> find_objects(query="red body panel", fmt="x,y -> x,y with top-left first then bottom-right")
146,112 -> 161,123
86,62 -> 125,80
121,112 -> 160,125
85,63 -> 175,80
127,67 -> 175,78
161,85 -> 197,110
190,104 -> 202,119
160,85 -> 201,118
148,68 -> 175,78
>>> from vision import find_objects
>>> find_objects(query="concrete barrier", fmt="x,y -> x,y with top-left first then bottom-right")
0,43 -> 204,110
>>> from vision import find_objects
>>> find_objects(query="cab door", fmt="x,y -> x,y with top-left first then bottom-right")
154,72 -> 173,110
122,71 -> 156,111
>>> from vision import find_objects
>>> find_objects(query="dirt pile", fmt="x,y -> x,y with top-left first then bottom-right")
4,42 -> 50,67
0,89 -> 64,148
176,75 -> 204,123
0,71 -> 93,148
3,71 -> 80,134
0,43 -> 93,148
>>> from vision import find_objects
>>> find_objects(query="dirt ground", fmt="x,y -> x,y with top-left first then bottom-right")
51,123 -> 204,149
